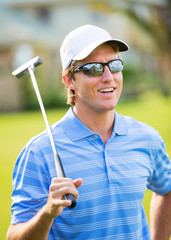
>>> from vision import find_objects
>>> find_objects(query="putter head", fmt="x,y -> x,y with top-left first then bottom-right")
12,56 -> 43,78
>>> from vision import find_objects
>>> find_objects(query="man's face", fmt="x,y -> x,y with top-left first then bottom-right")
67,43 -> 123,114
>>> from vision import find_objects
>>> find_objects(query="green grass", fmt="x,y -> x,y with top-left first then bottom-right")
1,93 -> 171,239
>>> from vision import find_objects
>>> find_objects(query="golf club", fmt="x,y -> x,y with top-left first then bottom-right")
12,56 -> 77,209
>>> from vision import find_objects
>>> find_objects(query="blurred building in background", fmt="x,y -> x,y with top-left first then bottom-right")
0,0 -> 170,111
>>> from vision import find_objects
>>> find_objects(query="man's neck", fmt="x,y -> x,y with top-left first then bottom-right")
73,106 -> 115,145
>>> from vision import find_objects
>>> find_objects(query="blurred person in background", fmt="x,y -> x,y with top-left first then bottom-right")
7,25 -> 171,240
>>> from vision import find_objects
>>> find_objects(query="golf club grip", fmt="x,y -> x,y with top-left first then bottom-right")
54,154 -> 77,209
64,194 -> 77,209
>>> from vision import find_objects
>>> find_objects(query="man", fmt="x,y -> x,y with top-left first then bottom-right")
7,25 -> 171,240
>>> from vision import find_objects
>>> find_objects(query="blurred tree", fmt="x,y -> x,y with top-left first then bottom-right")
125,0 -> 171,96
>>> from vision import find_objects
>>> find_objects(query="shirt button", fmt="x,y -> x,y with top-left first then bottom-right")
94,135 -> 98,139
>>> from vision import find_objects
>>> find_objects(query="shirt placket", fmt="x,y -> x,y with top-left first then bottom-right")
103,133 -> 116,184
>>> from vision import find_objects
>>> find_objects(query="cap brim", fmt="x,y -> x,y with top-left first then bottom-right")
73,38 -> 129,61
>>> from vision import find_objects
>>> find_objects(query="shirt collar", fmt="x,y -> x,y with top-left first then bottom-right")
113,111 -> 128,135
61,108 -> 94,141
61,108 -> 128,142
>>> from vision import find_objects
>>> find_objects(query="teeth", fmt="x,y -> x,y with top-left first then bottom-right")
99,88 -> 114,93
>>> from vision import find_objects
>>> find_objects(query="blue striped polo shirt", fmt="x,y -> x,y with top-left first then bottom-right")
11,108 -> 171,240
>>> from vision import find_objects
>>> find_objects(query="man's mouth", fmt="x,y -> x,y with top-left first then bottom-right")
98,88 -> 115,93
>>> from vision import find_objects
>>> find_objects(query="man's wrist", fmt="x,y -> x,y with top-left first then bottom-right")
39,204 -> 55,225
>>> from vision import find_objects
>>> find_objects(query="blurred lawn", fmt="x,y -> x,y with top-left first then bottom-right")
0,93 -> 171,239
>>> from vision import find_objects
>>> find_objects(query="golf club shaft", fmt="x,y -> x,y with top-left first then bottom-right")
28,66 -> 76,209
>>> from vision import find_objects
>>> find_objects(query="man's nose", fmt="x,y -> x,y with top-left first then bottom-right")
101,66 -> 113,82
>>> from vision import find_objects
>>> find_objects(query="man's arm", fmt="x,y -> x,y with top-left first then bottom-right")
6,178 -> 82,240
6,208 -> 54,240
150,190 -> 171,240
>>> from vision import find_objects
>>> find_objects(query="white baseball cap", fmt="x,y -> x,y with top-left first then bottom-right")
60,24 -> 129,72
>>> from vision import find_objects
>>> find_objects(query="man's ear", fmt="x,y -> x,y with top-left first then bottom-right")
63,74 -> 75,90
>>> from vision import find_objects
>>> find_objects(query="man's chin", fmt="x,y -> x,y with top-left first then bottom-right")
96,104 -> 116,113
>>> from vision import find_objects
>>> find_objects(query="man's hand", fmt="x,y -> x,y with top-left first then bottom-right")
44,178 -> 83,219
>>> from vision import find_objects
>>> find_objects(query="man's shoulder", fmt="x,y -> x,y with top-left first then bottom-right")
25,120 -> 63,150
118,113 -> 159,137
23,108 -> 74,153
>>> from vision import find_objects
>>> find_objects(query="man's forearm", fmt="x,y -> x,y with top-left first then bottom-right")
6,205 -> 54,240
150,191 -> 171,240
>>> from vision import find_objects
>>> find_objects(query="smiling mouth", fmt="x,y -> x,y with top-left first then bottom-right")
98,88 -> 115,93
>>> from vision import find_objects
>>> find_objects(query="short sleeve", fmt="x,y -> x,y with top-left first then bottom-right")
147,133 -> 171,195
11,141 -> 51,224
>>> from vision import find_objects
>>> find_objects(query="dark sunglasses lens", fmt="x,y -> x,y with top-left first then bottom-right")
109,60 -> 123,73
83,63 -> 103,76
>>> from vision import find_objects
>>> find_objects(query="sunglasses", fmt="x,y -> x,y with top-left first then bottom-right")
73,59 -> 123,76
